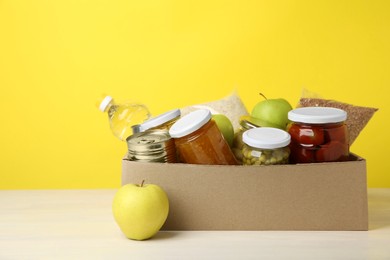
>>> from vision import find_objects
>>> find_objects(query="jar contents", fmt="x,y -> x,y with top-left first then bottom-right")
232,116 -> 261,163
242,127 -> 291,166
169,109 -> 238,165
126,130 -> 177,163
287,107 -> 349,163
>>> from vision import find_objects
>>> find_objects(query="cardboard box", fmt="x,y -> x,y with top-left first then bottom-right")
122,154 -> 368,231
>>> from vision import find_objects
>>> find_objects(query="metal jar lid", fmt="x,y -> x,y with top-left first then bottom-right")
126,130 -> 177,163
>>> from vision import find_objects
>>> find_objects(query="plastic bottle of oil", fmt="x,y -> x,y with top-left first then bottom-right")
98,95 -> 151,141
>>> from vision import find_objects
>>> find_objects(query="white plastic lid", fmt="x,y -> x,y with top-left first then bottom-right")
288,107 -> 347,124
243,127 -> 291,149
99,96 -> 113,112
169,109 -> 211,138
138,109 -> 181,132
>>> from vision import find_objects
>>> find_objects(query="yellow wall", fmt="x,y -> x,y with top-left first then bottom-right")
1,0 -> 389,189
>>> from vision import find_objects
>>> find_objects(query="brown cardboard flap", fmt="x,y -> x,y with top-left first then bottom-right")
122,156 -> 368,231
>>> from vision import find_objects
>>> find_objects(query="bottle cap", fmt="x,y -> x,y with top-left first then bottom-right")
138,109 -> 181,132
169,109 -> 211,138
99,96 -> 113,112
243,127 -> 291,149
288,107 -> 347,124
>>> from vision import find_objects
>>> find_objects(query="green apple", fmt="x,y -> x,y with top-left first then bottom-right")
251,93 -> 293,130
212,114 -> 234,147
245,116 -> 283,129
112,181 -> 169,241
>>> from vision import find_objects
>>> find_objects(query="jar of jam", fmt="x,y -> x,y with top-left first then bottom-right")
132,109 -> 181,134
169,109 -> 238,165
287,107 -> 349,163
242,127 -> 291,165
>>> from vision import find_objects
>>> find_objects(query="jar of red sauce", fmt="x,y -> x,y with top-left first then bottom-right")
287,107 -> 349,163
169,109 -> 238,165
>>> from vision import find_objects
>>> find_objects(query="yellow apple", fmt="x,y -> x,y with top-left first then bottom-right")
112,181 -> 169,240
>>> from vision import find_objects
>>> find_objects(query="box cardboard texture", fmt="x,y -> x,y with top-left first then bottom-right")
122,155 -> 368,231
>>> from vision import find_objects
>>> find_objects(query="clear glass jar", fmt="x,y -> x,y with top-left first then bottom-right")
232,116 -> 260,163
242,127 -> 291,165
169,109 -> 238,165
287,107 -> 349,163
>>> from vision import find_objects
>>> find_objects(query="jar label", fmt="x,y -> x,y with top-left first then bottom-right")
251,150 -> 262,158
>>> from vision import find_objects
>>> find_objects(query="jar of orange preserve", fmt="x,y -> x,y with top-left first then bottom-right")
287,107 -> 349,163
169,109 -> 238,165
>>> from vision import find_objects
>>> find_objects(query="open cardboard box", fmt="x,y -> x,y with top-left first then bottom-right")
122,154 -> 368,231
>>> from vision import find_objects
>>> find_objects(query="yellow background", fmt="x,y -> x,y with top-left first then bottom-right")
1,0 -> 389,189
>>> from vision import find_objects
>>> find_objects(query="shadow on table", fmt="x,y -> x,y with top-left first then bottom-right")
368,189 -> 390,230
152,231 -> 181,240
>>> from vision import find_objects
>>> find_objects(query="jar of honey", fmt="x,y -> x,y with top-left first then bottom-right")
169,109 -> 238,165
287,107 -> 349,163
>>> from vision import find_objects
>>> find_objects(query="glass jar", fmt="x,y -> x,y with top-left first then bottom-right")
126,130 -> 177,163
232,116 -> 261,163
132,109 -> 181,134
242,127 -> 291,165
169,109 -> 238,165
287,107 -> 349,163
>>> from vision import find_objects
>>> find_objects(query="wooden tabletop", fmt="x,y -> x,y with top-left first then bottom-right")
1,189 -> 389,259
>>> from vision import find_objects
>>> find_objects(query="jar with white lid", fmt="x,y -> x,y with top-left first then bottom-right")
242,127 -> 291,166
287,107 -> 349,163
232,116 -> 261,163
132,109 -> 181,134
169,109 -> 238,165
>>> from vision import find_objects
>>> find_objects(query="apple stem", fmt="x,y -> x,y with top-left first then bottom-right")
140,180 -> 145,187
259,93 -> 267,100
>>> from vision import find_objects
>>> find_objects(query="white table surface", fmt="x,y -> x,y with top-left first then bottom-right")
1,189 -> 389,260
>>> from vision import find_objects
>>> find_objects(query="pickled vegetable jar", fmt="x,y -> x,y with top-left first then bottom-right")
287,107 -> 349,163
232,116 -> 261,163
242,127 -> 291,166
169,109 -> 238,165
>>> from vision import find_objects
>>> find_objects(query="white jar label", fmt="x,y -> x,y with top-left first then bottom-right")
251,150 -> 262,158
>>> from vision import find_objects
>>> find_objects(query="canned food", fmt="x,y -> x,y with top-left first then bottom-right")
126,130 -> 177,163
287,107 -> 349,163
242,127 -> 291,166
